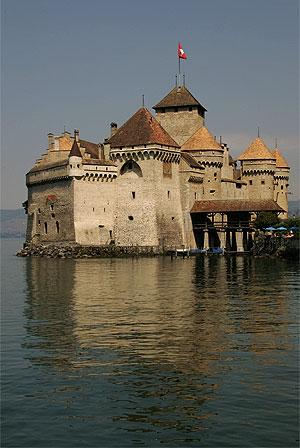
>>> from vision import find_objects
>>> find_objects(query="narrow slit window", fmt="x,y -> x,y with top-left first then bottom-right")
56,221 -> 60,233
44,222 -> 48,234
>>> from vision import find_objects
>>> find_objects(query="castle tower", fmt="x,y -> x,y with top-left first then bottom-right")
238,138 -> 276,200
272,147 -> 290,217
153,86 -> 206,146
181,126 -> 224,199
108,107 -> 185,249
68,133 -> 83,178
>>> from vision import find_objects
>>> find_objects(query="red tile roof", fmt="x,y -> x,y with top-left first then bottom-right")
181,126 -> 223,151
153,86 -> 206,110
108,108 -> 180,148
238,138 -> 275,161
191,199 -> 284,213
272,148 -> 290,168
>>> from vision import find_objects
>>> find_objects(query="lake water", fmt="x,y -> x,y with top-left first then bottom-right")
1,239 -> 299,447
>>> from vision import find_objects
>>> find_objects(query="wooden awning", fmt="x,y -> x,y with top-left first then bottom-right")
191,199 -> 284,214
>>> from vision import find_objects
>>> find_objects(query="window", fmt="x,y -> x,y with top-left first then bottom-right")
38,208 -> 41,213
261,180 -> 265,185
50,204 -> 54,211
38,220 -> 41,225
171,217 -> 175,220
109,230 -> 113,238
167,191 -> 170,199
56,221 -> 60,233
44,222 -> 48,234
195,192 -> 197,199
210,189 -> 215,194
236,183 -> 241,189
128,216 -> 134,221
281,185 -> 283,190
131,192 -> 136,199
249,180 -> 253,185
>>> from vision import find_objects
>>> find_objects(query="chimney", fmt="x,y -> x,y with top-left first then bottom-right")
74,129 -> 79,142
48,133 -> 54,150
110,122 -> 118,137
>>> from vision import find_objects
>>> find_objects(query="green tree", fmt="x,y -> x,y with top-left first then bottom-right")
253,211 -> 280,229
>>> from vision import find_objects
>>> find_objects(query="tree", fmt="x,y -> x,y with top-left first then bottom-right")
253,211 -> 280,229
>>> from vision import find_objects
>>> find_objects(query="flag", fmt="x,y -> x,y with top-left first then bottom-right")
178,42 -> 187,59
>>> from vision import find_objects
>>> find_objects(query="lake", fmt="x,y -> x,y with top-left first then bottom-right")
1,239 -> 299,447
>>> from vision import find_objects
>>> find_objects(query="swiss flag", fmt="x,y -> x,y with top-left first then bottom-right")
178,42 -> 187,59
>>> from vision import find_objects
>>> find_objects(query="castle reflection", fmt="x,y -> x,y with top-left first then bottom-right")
23,255 -> 293,433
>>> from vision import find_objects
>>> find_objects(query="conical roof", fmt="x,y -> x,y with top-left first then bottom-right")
69,139 -> 82,157
181,126 -> 223,151
107,108 -> 180,148
272,148 -> 290,168
238,138 -> 275,161
153,86 -> 206,110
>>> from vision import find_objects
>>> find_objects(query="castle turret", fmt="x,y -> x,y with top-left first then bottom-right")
68,132 -> 83,177
238,138 -> 276,200
181,126 -> 224,199
153,86 -> 206,145
272,147 -> 290,217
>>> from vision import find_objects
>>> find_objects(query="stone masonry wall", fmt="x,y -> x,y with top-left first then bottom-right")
155,108 -> 204,146
26,179 -> 75,244
73,176 -> 116,245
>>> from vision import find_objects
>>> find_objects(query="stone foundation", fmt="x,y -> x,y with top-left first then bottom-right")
16,243 -> 162,258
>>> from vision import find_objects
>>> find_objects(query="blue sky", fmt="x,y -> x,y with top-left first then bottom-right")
1,0 -> 299,208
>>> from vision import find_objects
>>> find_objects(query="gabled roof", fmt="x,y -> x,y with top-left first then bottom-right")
191,199 -> 283,213
107,108 -> 180,148
272,148 -> 290,168
153,86 -> 207,110
69,139 -> 82,157
181,126 -> 223,151
238,138 -> 275,161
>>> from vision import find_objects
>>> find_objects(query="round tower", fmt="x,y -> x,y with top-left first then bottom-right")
238,138 -> 276,200
68,130 -> 83,177
181,126 -> 224,199
272,147 -> 290,217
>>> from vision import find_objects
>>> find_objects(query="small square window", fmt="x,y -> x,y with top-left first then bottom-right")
249,180 -> 253,185
261,180 -> 265,185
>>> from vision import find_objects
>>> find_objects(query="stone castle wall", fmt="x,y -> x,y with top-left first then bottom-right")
26,179 -> 75,244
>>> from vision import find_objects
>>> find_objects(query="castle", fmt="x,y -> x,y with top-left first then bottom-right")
24,81 -> 290,253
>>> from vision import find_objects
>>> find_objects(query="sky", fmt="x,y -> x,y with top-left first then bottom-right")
1,0 -> 299,209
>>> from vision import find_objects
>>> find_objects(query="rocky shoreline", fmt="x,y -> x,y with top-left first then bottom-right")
250,235 -> 299,259
16,236 -> 299,259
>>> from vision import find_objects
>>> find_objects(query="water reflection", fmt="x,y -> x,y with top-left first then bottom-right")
22,255 -> 298,446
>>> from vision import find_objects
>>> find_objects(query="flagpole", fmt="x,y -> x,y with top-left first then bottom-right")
178,56 -> 181,87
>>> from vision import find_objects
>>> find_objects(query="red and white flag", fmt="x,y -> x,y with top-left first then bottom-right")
178,42 -> 187,59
